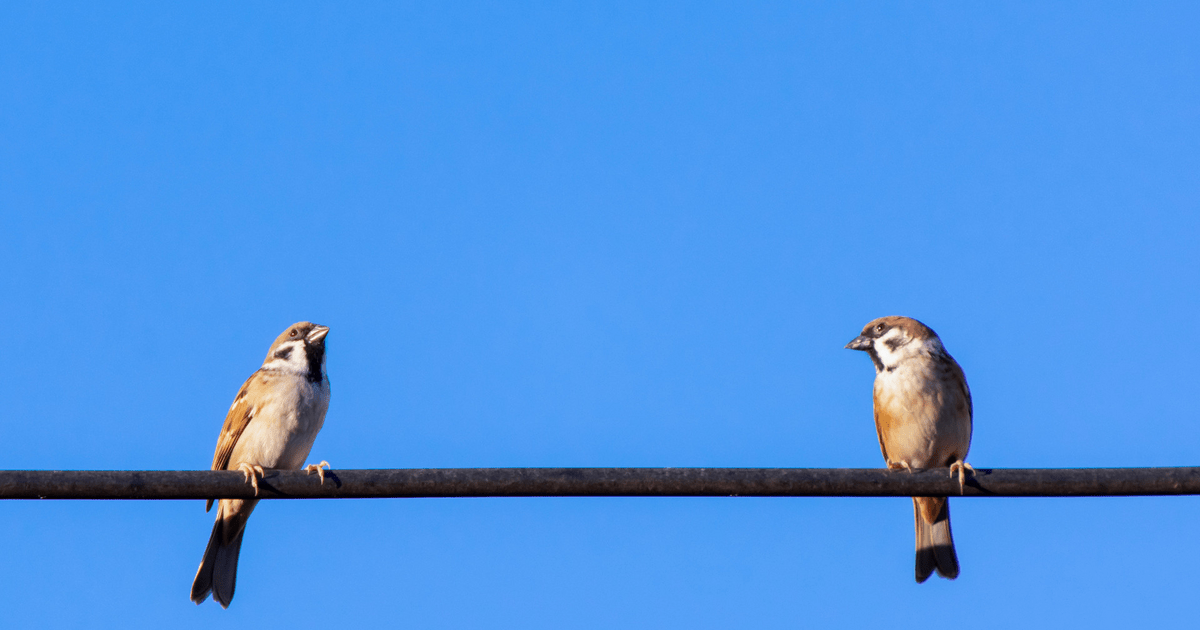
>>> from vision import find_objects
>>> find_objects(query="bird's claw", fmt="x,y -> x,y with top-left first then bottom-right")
949,460 -> 975,494
237,463 -> 266,496
305,460 -> 331,485
888,461 -> 913,472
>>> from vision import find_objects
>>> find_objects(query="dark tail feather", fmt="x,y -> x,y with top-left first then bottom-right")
191,500 -> 254,608
211,526 -> 245,608
913,497 -> 959,583
191,518 -> 222,605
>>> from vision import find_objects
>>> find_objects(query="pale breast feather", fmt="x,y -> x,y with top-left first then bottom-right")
873,366 -> 949,467
873,378 -> 929,463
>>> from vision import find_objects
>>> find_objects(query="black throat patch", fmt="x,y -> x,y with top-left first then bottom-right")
866,347 -> 884,372
304,342 -> 325,383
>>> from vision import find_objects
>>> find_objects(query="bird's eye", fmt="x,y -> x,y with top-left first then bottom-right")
875,324 -> 885,334
290,330 -> 298,337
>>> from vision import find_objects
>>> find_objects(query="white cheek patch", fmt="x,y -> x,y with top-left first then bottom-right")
873,328 -> 907,365
262,341 -> 307,373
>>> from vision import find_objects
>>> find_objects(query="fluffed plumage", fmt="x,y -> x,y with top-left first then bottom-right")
846,315 -> 972,582
191,322 -> 331,607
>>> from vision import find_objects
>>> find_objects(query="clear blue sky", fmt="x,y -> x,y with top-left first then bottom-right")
2,2 -> 1198,628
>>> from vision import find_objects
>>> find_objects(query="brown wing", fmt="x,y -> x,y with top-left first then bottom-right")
942,354 -> 973,432
956,363 -> 973,424
205,372 -> 259,511
872,383 -> 892,464
932,353 -> 973,465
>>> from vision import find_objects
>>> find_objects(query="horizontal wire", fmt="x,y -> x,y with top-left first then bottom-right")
3,467 -> 1200,500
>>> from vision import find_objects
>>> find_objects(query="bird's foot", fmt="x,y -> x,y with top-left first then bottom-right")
949,460 -> 975,494
305,460 -> 332,485
887,461 -> 913,472
237,463 -> 266,495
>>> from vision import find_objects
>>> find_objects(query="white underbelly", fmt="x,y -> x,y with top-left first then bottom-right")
884,418 -> 941,468
228,379 -> 329,470
233,417 -> 318,469
875,366 -> 969,468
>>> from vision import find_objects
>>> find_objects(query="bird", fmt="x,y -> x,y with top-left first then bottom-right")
845,316 -> 973,583
191,321 -> 332,607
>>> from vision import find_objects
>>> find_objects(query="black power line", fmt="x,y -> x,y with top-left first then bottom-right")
3,467 -> 1200,500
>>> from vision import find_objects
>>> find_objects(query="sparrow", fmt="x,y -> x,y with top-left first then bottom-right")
845,316 -> 973,583
191,321 -> 333,607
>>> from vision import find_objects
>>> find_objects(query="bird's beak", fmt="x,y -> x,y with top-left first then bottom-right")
844,335 -> 871,351
307,325 -> 330,343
